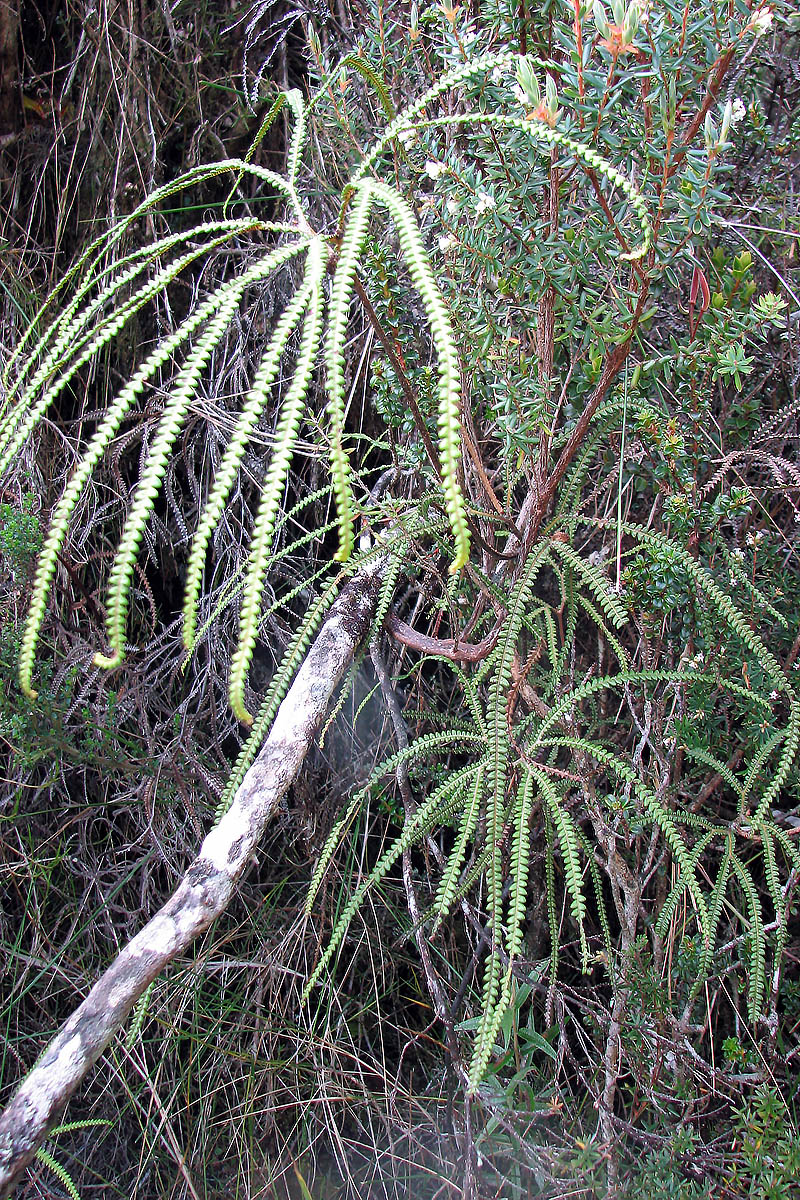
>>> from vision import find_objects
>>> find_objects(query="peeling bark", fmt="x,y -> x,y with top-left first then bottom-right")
0,559 -> 383,1197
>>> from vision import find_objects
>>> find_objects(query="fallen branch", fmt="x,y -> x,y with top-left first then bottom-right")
0,558 -> 383,1197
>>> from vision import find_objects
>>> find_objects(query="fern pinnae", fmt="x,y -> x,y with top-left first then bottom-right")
229,239 -> 326,723
17,265 -> 282,699
549,540 -> 627,629
325,183 -> 373,563
681,744 -> 743,800
367,179 -> 469,572
738,728 -> 786,817
33,1149 -> 81,1200
182,240 -> 315,651
303,770 -> 468,1003
98,256 -> 292,670
653,829 -> 717,942
99,286 -> 263,667
354,728 -> 485,805
0,230 -> 259,475
507,766 -> 536,964
577,593 -> 630,670
692,832 -> 733,993
432,762 -> 486,932
215,572 -> 345,820
542,733 -> 710,933
576,827 -> 614,970
1,220 -> 263,426
534,769 -> 587,964
305,791 -> 365,915
479,770 -> 537,1085
751,697 -> 800,825
729,853 -> 766,1019
760,826 -> 785,943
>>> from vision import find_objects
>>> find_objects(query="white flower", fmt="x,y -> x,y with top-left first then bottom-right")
425,160 -> 445,180
438,233 -> 456,252
748,5 -> 773,36
475,191 -> 496,215
731,98 -> 747,125
490,66 -> 505,83
513,83 -> 529,107
446,196 -> 460,215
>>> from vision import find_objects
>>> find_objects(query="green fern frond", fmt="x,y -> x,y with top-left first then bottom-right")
0,224 -> 265,476
305,791 -> 366,915
681,745 -> 744,800
540,733 -> 710,936
729,853 -> 766,1019
576,593 -> 630,669
431,762 -> 486,931
229,238 -> 327,723
214,571 -> 346,820
534,769 -> 587,965
325,184 -> 373,563
361,179 -> 471,572
34,1149 -> 81,1200
549,540 -> 627,629
125,979 -> 156,1049
18,245 -> 303,697
182,240 -> 315,652
353,727 -> 486,805
303,765 -> 469,1002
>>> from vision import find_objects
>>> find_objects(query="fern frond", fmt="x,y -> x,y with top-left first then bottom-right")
576,593 -> 630,669
353,727 -> 485,804
366,179 -> 469,572
34,1149 -> 81,1200
229,238 -> 327,723
303,766 -> 469,1002
215,571 -> 345,820
431,762 -> 486,931
305,791 -> 365,915
182,240 -> 315,652
325,184 -> 373,563
539,733 -> 710,936
0,225 -> 265,475
681,745 -> 744,800
18,243 -> 301,697
729,853 -> 766,1019
549,540 -> 627,629
96,243 -> 313,670
534,769 -> 587,965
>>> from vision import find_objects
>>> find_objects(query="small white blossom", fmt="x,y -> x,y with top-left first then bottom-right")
446,196 -> 460,215
513,83 -> 529,107
425,160 -> 445,180
748,5 -> 773,36
731,548 -> 745,561
490,66 -> 505,83
731,98 -> 747,125
438,233 -> 456,252
475,191 -> 496,215
770,689 -> 780,700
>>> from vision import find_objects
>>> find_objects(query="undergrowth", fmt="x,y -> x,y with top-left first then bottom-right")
1,0 -> 799,1197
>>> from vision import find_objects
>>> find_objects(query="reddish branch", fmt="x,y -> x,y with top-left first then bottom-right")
0,559 -> 384,1198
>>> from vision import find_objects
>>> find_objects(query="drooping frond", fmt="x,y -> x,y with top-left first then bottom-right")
366,179 -> 470,572
325,185 -> 374,563
228,237 -> 327,723
181,240 -> 317,653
